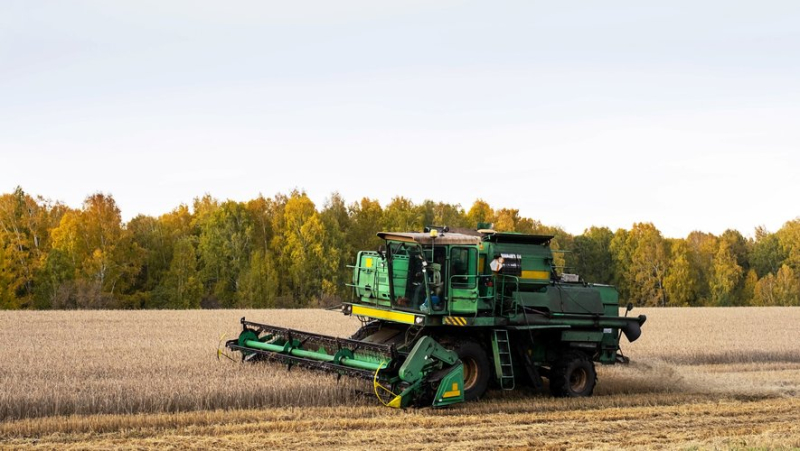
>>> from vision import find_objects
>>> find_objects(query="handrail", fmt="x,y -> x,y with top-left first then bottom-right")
495,274 -> 520,317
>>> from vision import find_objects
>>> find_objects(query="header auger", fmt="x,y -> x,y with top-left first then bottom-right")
227,226 -> 647,408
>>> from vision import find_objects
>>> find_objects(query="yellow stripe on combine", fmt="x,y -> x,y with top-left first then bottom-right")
444,316 -> 467,326
351,305 -> 417,325
521,270 -> 550,280
442,382 -> 461,398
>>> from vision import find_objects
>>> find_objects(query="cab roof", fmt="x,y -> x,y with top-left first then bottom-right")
377,231 -> 554,246
377,232 -> 482,246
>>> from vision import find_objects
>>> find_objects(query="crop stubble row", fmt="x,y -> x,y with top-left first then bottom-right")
1,307 -> 799,448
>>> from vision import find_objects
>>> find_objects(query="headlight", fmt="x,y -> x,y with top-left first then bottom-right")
415,316 -> 424,325
342,304 -> 352,315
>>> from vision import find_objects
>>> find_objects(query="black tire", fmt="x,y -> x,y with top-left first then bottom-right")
450,340 -> 491,401
549,351 -> 597,397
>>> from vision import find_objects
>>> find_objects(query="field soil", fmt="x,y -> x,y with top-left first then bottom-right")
2,307 -> 799,450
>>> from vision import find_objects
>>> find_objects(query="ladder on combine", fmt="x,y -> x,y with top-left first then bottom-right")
491,329 -> 515,390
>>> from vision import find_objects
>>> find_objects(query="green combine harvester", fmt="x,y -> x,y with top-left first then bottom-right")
227,226 -> 646,408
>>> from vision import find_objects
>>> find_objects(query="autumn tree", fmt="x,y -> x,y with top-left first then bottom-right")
773,264 -> 800,306
663,239 -> 698,306
494,208 -> 521,232
6,187 -> 800,310
0,188 -> 45,308
710,240 -> 744,306
754,264 -> 800,306
741,269 -> 758,304
685,231 -> 718,305
777,219 -> 800,272
611,223 -> 668,306
45,194 -> 143,308
280,192 -> 332,304
466,199 -> 494,228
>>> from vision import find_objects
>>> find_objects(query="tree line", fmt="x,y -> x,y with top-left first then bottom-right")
1,186 -> 799,309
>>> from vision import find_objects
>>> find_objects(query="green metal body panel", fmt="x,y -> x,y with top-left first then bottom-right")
398,336 -> 458,382
561,331 -> 604,343
432,363 -> 465,407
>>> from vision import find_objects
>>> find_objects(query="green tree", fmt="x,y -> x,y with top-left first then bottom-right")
266,192 -> 294,303
197,200 -> 253,307
420,201 -> 468,229
720,229 -> 749,272
382,197 -> 423,232
750,226 -> 786,278
237,249 -> 279,308
246,195 -> 276,254
128,205 -> 196,308
573,227 -> 614,284
158,237 -> 202,308
319,193 -> 349,300
348,198 -> 384,252
36,247 -> 76,309
609,228 -> 632,301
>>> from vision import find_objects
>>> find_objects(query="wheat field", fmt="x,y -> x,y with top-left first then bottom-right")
1,307 -> 799,449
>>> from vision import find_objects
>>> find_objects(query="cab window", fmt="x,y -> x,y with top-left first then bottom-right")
450,247 -> 477,289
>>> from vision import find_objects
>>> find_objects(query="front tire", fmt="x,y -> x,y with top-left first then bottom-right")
549,351 -> 597,397
450,340 -> 490,401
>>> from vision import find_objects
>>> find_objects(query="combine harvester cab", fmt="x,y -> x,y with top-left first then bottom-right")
228,226 -> 646,407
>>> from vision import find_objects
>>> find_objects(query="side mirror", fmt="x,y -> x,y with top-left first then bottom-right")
626,302 -> 634,312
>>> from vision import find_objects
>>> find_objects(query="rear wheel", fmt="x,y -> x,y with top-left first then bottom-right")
549,351 -> 596,397
450,340 -> 490,401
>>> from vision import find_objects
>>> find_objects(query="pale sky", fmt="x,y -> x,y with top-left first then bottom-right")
2,1 -> 798,238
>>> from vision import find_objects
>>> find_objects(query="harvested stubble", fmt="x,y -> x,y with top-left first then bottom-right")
2,307 -> 800,449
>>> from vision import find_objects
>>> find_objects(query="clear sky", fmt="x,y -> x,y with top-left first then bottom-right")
2,1 -> 798,238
